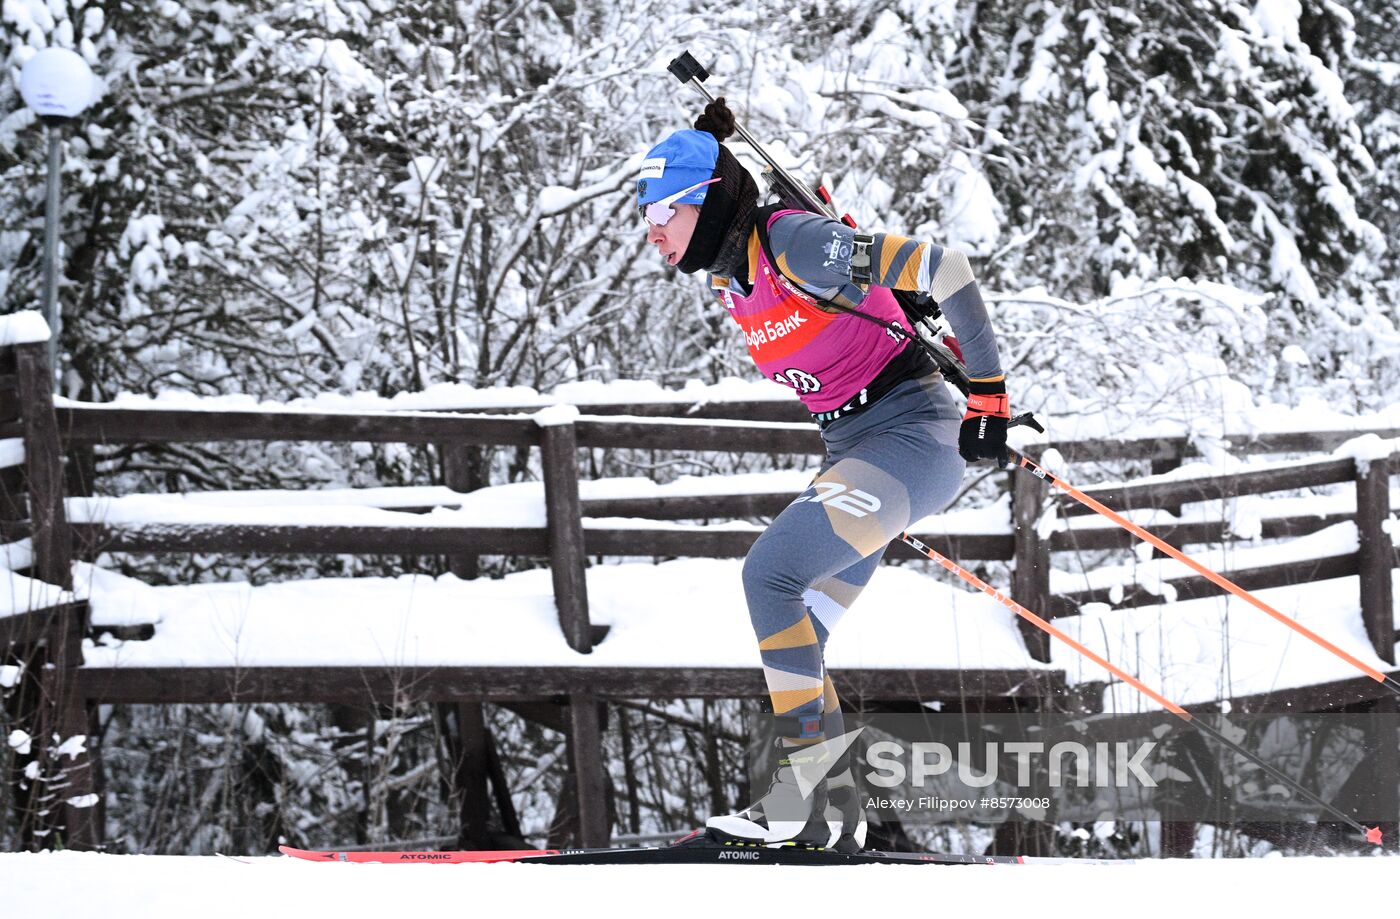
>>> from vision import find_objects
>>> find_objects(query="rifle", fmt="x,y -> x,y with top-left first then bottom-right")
667,51 -> 972,396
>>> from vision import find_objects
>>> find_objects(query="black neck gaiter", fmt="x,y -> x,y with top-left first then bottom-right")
677,144 -> 759,276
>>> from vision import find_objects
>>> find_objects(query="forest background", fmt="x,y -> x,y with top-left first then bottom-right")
2,0 -> 1398,856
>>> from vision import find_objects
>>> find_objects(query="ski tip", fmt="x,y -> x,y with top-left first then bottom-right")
278,845 -> 334,861
670,828 -> 705,847
1366,826 -> 1384,846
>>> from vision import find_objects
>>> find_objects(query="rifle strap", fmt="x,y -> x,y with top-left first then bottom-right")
752,205 -> 910,341
850,233 -> 874,289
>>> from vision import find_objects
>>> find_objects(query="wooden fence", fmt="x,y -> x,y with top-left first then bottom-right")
3,335 -> 1399,853
57,401 -> 1400,672
0,339 -> 95,849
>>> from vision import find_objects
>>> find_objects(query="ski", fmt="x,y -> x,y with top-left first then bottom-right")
279,839 -> 1126,866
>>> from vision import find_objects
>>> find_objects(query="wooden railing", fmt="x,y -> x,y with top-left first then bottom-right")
55,401 -> 1400,665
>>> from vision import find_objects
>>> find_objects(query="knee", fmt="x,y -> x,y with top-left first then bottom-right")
741,537 -> 779,602
741,534 -> 804,606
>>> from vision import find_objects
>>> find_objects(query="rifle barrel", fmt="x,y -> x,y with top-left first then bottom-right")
674,72 -> 837,220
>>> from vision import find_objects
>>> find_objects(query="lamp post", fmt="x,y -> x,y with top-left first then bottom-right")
20,47 -> 96,388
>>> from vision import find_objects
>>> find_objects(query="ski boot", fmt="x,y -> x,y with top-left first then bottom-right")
705,717 -> 836,848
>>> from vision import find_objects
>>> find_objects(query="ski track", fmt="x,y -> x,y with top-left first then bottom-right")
0,852 -> 1391,917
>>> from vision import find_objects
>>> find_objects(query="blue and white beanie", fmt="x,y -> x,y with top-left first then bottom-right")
636,129 -> 719,208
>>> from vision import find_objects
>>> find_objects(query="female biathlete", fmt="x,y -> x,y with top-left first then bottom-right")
638,100 -> 1011,852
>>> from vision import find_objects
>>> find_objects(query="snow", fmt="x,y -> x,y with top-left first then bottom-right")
1053,572 -> 1397,711
0,568 -> 73,620
78,558 -> 1043,672
1061,488 -> 1398,541
533,403 -> 580,427
67,472 -> 1012,536
70,493 -> 490,530
1253,0 -> 1303,47
303,37 -> 381,94
1019,7 -> 1068,103
72,481 -> 1386,703
388,156 -> 445,209
1,1 -> 59,51
1050,522 -> 1360,597
2,0 -> 1396,870
0,546 -> 44,592
0,850 -> 1393,917
537,160 -> 636,217
1005,382 -> 1400,452
1330,433 -> 1398,473
0,309 -> 51,345
72,376 -> 796,415
73,484 -> 464,513
941,150 -> 1002,255
0,438 -> 24,469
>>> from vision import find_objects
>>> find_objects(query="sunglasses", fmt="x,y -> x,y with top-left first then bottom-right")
639,177 -> 721,226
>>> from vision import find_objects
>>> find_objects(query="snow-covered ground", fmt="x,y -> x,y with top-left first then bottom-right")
77,557 -> 1041,672
0,850 -> 1392,918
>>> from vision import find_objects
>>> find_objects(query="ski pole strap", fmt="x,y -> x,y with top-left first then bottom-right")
965,390 -> 1010,418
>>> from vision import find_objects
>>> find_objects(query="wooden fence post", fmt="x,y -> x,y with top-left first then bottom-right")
453,702 -> 494,847
1372,695 -> 1400,852
1357,453 -> 1398,850
440,444 -> 480,580
569,692 -> 609,847
539,417 -> 594,654
1012,463 -> 1052,662
1151,446 -> 1184,561
1154,435 -> 1195,856
14,343 -> 70,591
0,349 -> 25,529
1355,454 -> 1394,666
13,340 -> 96,849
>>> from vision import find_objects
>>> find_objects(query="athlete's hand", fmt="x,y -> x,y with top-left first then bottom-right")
959,379 -> 1010,466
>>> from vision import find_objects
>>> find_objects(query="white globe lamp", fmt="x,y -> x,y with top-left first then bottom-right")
20,47 -> 97,385
20,47 -> 95,121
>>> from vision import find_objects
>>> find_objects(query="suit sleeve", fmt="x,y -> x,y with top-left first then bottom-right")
868,231 -> 1004,383
768,212 -> 1004,383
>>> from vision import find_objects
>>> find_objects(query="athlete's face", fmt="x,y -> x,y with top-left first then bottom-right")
645,203 -> 700,268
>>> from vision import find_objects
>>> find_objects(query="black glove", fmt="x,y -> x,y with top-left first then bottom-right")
959,379 -> 1010,467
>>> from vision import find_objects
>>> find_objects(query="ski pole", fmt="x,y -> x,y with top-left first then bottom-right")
1008,447 -> 1400,697
896,530 -> 1385,846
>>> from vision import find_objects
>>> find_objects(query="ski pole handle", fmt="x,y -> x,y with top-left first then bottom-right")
1008,412 -> 1045,434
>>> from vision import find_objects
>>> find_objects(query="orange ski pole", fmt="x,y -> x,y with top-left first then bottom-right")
1005,445 -> 1400,695
897,530 -> 1384,846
